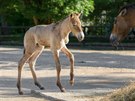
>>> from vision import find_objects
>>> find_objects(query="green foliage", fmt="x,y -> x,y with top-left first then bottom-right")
17,0 -> 94,24
0,0 -> 94,25
0,0 -> 135,37
85,0 -> 135,36
0,0 -> 31,26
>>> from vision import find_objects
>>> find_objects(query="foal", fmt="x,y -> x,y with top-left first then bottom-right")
17,13 -> 84,95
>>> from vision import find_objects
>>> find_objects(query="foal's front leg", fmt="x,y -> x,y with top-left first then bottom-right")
52,50 -> 66,92
61,47 -> 74,85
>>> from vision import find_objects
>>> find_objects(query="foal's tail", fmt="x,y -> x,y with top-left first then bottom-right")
23,48 -> 25,54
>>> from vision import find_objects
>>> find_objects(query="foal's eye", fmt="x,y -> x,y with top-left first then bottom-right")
73,23 -> 77,27
72,22 -> 77,27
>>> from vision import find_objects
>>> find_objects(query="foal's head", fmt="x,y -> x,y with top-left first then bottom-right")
69,13 -> 84,41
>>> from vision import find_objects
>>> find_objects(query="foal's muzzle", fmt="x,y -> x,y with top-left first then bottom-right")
110,34 -> 119,47
77,32 -> 85,42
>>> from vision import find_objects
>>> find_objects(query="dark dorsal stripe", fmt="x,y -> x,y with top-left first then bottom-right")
52,17 -> 67,30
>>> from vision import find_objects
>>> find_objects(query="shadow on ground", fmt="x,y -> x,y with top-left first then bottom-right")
0,47 -> 135,100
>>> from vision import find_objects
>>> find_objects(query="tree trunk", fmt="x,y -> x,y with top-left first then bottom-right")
33,16 -> 39,25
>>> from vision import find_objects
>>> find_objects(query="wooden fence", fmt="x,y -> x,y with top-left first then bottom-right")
0,26 -> 134,46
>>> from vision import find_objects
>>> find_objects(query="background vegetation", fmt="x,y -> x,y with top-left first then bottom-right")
0,0 -> 134,45
0,0 -> 94,25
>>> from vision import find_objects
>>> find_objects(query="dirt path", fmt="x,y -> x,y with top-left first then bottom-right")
0,46 -> 135,101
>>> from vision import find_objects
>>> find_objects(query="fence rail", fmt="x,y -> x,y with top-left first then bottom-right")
0,26 -> 29,35
0,26 -> 134,46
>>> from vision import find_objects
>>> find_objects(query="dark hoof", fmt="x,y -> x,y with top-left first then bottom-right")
61,88 -> 66,92
40,87 -> 45,90
35,82 -> 44,90
69,80 -> 74,86
19,91 -> 24,95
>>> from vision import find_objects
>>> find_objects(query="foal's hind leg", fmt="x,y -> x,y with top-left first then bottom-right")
17,53 -> 33,95
28,46 -> 44,90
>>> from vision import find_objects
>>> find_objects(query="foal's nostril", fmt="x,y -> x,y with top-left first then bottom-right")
79,32 -> 85,41
78,35 -> 84,41
77,32 -> 85,42
80,36 -> 83,40
81,35 -> 84,40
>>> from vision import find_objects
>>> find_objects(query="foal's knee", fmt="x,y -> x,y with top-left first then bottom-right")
69,53 -> 74,62
18,61 -> 23,70
56,64 -> 61,73
28,60 -> 35,67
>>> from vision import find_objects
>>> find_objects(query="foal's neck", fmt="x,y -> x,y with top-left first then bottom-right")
60,17 -> 71,39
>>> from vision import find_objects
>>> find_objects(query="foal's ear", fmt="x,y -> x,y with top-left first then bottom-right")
77,13 -> 81,17
70,13 -> 75,19
119,9 -> 127,16
74,13 -> 81,16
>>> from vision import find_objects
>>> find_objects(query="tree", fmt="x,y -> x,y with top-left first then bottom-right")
85,0 -> 135,36
91,0 -> 135,24
17,0 -> 94,25
0,0 -> 31,26
0,0 -> 94,25
0,0 -> 94,24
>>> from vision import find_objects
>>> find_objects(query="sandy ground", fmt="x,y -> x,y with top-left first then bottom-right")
0,46 -> 135,101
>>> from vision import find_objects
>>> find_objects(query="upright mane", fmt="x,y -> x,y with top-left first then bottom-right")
119,3 -> 135,13
53,16 -> 68,30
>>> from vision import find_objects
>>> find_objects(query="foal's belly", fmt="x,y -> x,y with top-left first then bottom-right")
38,38 -> 50,47
36,34 -> 51,47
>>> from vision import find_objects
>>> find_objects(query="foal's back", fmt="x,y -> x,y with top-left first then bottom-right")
24,24 -> 56,47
